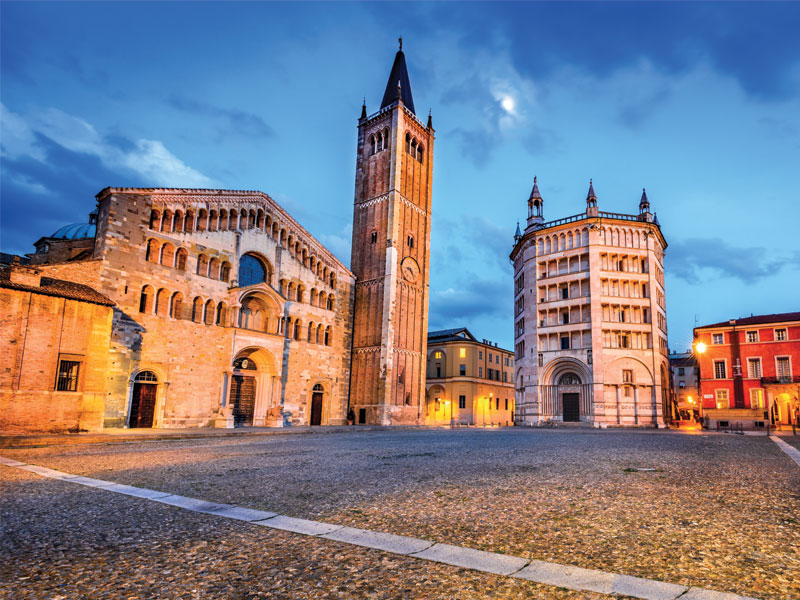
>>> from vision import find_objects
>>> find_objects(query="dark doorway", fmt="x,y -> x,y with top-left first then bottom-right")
130,382 -> 157,428
358,408 -> 367,424
563,393 -> 580,422
231,375 -> 256,426
310,384 -> 324,426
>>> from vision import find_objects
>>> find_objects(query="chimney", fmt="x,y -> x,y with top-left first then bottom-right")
10,265 -> 42,288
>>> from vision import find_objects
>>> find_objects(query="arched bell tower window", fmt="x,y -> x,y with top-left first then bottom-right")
238,254 -> 267,287
407,235 -> 414,248
370,231 -> 378,244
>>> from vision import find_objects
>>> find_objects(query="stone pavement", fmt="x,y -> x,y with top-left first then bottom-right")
2,429 -> 798,599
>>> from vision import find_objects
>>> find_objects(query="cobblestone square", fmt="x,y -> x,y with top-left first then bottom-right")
1,429 -> 798,599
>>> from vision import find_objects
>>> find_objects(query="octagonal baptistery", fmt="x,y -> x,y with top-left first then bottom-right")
42,188 -> 355,428
510,179 -> 670,427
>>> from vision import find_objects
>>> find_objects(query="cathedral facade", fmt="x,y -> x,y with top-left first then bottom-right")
0,46 -> 432,431
511,179 -> 670,427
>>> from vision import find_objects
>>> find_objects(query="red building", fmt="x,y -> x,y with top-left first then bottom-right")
694,312 -> 800,431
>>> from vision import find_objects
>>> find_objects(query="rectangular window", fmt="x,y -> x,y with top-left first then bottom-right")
478,350 -> 483,359
715,389 -> 729,409
746,331 -> 758,343
747,358 -> 761,379
459,395 -> 466,409
561,336 -> 570,350
679,381 -> 685,388
678,367 -> 685,376
496,399 -> 500,410
479,367 -> 483,378
714,360 -> 727,379
459,347 -> 466,358
505,398 -> 508,410
777,357 -> 791,378
56,360 -> 80,391
622,369 -> 633,383
436,365 -> 441,378
459,364 -> 466,376
561,287 -> 568,300
775,328 -> 787,341
712,333 -> 724,345
750,388 -> 764,409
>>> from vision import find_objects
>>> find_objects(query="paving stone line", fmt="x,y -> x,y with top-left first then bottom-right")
0,457 -> 760,600
770,435 -> 800,467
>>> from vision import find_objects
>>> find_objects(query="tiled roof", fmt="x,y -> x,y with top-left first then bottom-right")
428,327 -> 475,341
0,268 -> 114,306
380,49 -> 415,115
696,312 -> 800,330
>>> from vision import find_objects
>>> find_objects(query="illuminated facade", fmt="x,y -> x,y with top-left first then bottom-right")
425,328 -> 515,426
510,179 -> 670,427
694,312 -> 800,430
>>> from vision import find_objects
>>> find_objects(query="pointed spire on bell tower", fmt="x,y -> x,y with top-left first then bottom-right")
526,175 -> 544,229
514,221 -> 522,244
586,179 -> 598,217
381,39 -> 416,114
427,109 -> 433,130
639,187 -> 653,222
360,98 -> 367,120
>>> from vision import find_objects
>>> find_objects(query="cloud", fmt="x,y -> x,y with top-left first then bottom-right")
617,86 -> 672,130
168,96 -> 274,140
429,276 -> 512,327
666,238 -> 797,284
317,222 -> 353,267
460,216 -> 515,272
0,103 -> 215,188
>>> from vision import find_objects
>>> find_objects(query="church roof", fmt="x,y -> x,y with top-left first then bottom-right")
50,222 -> 96,240
529,176 -> 542,200
586,180 -> 597,200
0,267 -> 114,306
380,49 -> 416,115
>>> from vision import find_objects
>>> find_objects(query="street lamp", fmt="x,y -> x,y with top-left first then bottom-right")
693,341 -> 706,427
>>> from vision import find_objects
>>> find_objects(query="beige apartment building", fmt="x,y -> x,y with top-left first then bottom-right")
425,328 -> 515,426
510,179 -> 670,427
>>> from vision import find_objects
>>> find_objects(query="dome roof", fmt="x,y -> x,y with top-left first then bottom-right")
51,223 -> 96,240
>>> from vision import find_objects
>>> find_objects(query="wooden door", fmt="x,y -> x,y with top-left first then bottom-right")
130,383 -> 157,428
310,392 -> 323,426
562,393 -> 580,422
231,375 -> 256,426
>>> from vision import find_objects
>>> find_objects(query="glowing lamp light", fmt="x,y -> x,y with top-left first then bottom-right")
695,342 -> 707,354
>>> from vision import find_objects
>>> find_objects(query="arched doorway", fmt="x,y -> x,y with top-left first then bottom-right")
310,384 -> 324,426
130,371 -> 158,428
231,357 -> 257,426
558,372 -> 582,422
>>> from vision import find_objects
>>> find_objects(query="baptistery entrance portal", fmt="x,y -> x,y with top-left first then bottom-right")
558,373 -> 582,422
231,357 -> 257,426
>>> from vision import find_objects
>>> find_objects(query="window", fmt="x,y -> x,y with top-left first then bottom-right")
622,369 -> 633,383
436,365 -> 441,378
714,360 -> 727,379
712,333 -> 724,345
459,347 -> 466,359
56,360 -> 80,391
496,399 -> 500,410
459,364 -> 466,376
560,336 -> 570,350
407,235 -> 414,248
561,287 -> 568,300
777,357 -> 791,379
478,350 -> 483,360
370,231 -> 378,244
479,367 -> 483,378
505,399 -> 508,410
746,331 -> 758,343
678,367 -> 685,376
434,351 -> 442,359
750,388 -> 764,409
459,395 -> 466,409
715,389 -> 729,409
679,381 -> 685,388
747,358 -> 762,379
775,328 -> 787,341
238,254 -> 267,287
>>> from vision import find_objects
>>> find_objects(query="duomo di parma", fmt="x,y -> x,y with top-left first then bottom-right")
0,46 -> 432,431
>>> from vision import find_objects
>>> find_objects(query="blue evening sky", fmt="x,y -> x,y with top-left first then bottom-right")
2,2 -> 799,351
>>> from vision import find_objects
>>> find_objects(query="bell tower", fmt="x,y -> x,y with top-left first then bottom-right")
349,41 -> 434,425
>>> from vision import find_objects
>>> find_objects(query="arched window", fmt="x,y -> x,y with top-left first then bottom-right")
220,261 -> 231,282
327,295 -> 334,310
257,209 -> 265,229
417,143 -> 424,163
197,254 -> 209,276
558,373 -> 581,385
239,254 -> 268,287
160,243 -> 175,267
184,210 -> 194,233
294,319 -> 302,341
170,292 -> 184,319
319,291 -> 327,309
192,297 -> 203,322
196,209 -> 207,231
155,288 -> 168,316
324,326 -> 331,346
173,211 -> 184,232
249,210 -> 256,229
139,285 -> 154,313
161,210 -> 172,232
208,209 -> 217,231
204,300 -> 215,325
228,210 -> 236,230
135,370 -> 158,383
369,135 -> 376,155
316,323 -> 323,344
175,248 -> 188,271
216,302 -> 227,326
149,210 -> 160,230
308,321 -> 315,342
146,239 -> 159,262
405,132 -> 411,153
219,210 -> 228,231
209,257 -> 220,280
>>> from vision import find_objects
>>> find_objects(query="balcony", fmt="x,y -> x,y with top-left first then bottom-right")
761,375 -> 800,385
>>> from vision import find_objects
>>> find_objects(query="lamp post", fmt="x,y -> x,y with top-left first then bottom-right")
693,341 -> 706,428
